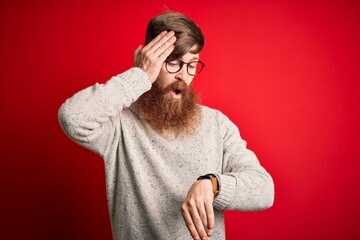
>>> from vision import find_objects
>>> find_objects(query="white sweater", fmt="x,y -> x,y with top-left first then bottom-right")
58,67 -> 274,240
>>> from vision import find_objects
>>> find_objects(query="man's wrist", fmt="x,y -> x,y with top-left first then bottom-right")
197,173 -> 221,197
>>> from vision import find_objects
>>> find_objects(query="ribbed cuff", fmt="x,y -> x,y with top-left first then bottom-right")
112,67 -> 152,98
213,174 -> 236,210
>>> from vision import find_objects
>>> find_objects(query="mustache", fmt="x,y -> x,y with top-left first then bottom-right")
161,81 -> 189,94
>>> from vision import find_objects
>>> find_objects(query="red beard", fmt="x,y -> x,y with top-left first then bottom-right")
138,81 -> 201,136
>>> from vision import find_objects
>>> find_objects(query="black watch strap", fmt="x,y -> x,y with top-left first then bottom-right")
197,174 -> 216,180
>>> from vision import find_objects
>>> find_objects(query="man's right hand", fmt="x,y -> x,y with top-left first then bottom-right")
134,31 -> 176,83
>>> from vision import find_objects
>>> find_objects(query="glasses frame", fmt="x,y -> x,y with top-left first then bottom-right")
164,58 -> 205,76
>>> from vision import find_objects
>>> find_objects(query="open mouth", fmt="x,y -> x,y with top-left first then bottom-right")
167,81 -> 187,99
169,88 -> 183,99
174,89 -> 182,95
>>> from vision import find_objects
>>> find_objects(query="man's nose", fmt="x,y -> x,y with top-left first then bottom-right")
175,65 -> 192,85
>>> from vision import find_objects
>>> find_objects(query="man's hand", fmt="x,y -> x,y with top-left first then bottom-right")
181,180 -> 215,240
134,31 -> 176,83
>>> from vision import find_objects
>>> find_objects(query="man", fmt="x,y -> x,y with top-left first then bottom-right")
58,12 -> 274,240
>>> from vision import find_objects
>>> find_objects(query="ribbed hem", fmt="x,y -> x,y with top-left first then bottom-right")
213,174 -> 236,210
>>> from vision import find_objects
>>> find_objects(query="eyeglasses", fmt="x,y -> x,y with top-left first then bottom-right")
164,58 -> 205,76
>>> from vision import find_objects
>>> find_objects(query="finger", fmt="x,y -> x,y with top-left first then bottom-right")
142,30 -> 168,52
182,207 -> 201,240
147,31 -> 175,55
157,44 -> 175,63
134,45 -> 142,66
198,204 -> 213,238
204,200 -> 214,229
134,45 -> 142,56
198,201 -> 215,238
204,201 -> 214,237
197,203 -> 208,231
189,207 -> 208,240
152,35 -> 176,59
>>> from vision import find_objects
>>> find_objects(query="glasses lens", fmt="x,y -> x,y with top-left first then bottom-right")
188,61 -> 199,75
166,59 -> 181,73
188,61 -> 204,76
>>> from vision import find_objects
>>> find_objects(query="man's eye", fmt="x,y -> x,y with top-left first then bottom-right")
188,62 -> 198,69
168,61 -> 180,66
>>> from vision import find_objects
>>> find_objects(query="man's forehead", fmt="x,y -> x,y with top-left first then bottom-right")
180,52 -> 200,61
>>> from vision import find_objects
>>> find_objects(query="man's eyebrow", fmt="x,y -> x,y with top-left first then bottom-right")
188,56 -> 199,61
179,56 -> 200,61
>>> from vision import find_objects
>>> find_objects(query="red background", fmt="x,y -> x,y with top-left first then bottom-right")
1,0 -> 360,239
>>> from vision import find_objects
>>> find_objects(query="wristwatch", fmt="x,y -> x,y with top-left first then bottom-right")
197,173 -> 220,197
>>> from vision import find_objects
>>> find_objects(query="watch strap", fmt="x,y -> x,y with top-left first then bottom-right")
197,173 -> 220,197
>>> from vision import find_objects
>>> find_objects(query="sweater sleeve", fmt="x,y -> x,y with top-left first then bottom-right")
213,114 -> 275,211
58,67 -> 151,157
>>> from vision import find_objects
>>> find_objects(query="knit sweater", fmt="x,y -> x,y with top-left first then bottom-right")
58,67 -> 274,240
